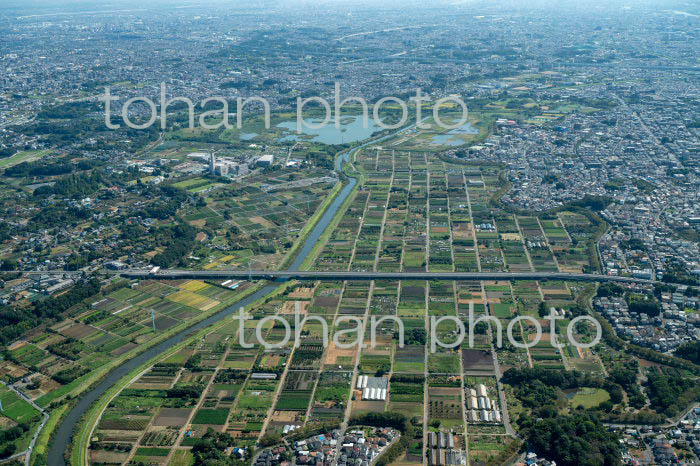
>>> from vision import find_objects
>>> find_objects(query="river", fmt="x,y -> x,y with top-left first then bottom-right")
47,123 -> 417,466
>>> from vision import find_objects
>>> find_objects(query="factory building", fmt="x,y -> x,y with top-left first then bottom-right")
257,154 -> 274,166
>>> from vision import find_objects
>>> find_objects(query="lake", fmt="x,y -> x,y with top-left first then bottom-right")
276,115 -> 384,144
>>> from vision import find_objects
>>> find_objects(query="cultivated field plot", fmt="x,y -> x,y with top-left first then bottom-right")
290,341 -> 325,370
522,320 -> 566,370
309,281 -> 342,317
398,281 -> 426,316
315,191 -> 369,271
255,346 -> 290,371
388,374 -> 425,420
275,371 -> 317,412
456,281 -> 485,317
0,384 -> 42,453
462,349 -> 495,375
324,341 -> 358,371
540,218 -> 570,245
393,345 -> 425,374
89,299 -> 303,461
518,216 -> 559,272
337,282 -> 370,316
81,145 -> 618,466
223,346 -> 257,370
511,281 -> 543,317
310,371 -> 352,421
91,363 -> 199,462
556,211 -> 600,272
428,350 -> 461,374
179,166 -> 336,270
2,279 -> 249,410
369,281 -> 399,316
428,386 -> 463,428
85,273 -> 604,466
540,280 -> 573,307
359,346 -> 392,374
566,345 -> 605,374
310,150 -> 546,280
428,280 -> 456,317
494,214 -> 531,273
468,435 -> 517,466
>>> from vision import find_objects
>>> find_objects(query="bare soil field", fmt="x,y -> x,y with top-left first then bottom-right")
152,408 -> 193,427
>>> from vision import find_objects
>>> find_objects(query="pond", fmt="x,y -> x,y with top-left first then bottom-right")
276,115 -> 384,144
430,120 -> 479,146
239,132 -> 258,140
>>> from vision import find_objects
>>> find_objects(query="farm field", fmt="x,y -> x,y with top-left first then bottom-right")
178,166 -> 338,271
0,278 -> 254,411
4,36 -> 695,466
81,149 -> 634,466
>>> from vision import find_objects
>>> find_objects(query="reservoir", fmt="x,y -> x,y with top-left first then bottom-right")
277,115 -> 384,144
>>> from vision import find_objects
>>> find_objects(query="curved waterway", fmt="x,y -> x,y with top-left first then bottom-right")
48,124 -> 415,466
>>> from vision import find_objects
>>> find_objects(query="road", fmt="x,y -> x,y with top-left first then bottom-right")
46,111 -> 420,466
29,114 -> 682,466
120,269 -> 658,285
605,402 -> 700,430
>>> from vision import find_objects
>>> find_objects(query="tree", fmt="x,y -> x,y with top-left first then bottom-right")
259,433 -> 282,447
0,259 -> 17,271
597,283 -> 624,298
627,294 -> 661,317
0,278 -> 101,345
528,413 -> 621,466
645,367 -> 698,417
474,321 -> 488,335
675,341 -> 700,365
0,443 -> 17,459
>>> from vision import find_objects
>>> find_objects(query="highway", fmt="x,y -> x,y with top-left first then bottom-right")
46,110 -> 409,466
24,117 -> 658,466
120,269 -> 657,285
11,267 -> 658,285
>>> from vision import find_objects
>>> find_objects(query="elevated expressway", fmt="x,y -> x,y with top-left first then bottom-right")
120,268 -> 656,285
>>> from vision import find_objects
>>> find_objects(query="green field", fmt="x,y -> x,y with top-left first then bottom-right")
0,385 -> 41,423
569,388 -> 610,409
276,391 -> 312,411
170,450 -> 195,466
191,408 -> 229,424
135,447 -> 170,456
0,149 -> 53,169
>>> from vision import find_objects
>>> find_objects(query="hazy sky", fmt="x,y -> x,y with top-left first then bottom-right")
1,0 -> 697,15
